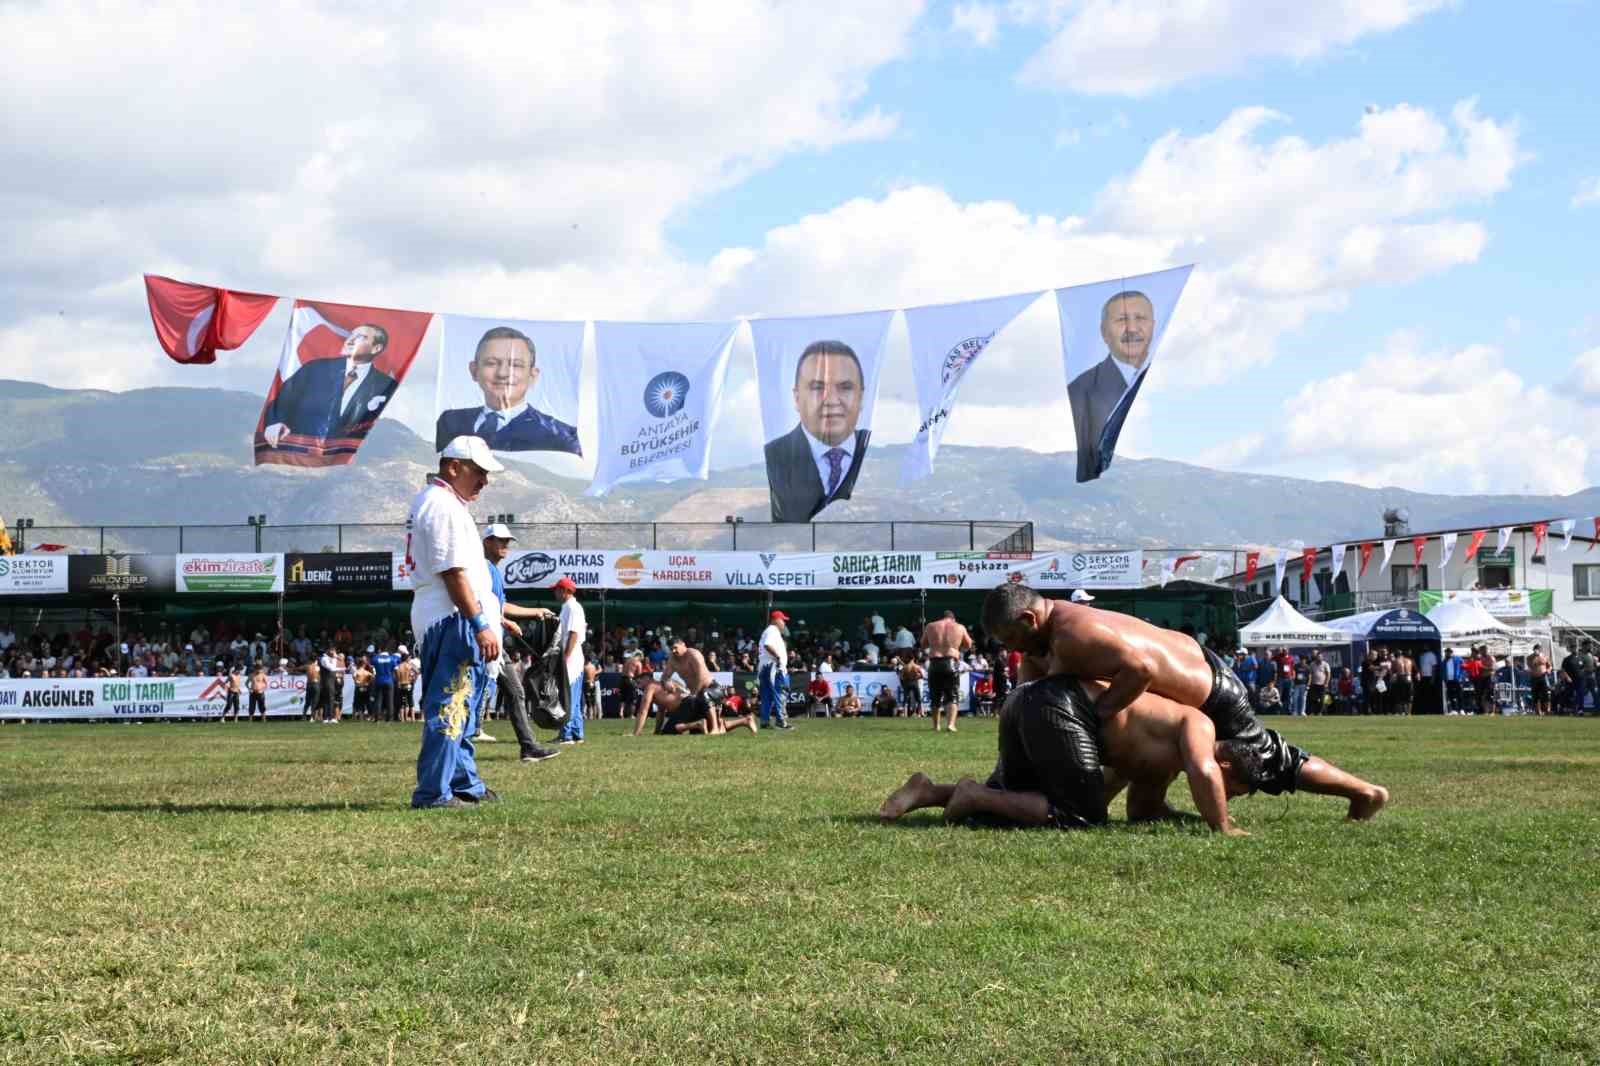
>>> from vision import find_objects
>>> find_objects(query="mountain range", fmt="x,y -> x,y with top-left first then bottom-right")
3,379 -> 1595,550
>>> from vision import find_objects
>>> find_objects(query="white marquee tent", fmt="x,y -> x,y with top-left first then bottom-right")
1239,596 -> 1351,647
1425,598 -> 1515,647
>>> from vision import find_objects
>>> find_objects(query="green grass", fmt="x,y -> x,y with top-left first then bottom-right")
2,716 -> 1599,1065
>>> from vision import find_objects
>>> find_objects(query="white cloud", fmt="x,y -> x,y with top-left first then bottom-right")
1199,333 -> 1596,494
1573,177 -> 1600,208
1018,0 -> 1452,96
951,2 -> 1002,46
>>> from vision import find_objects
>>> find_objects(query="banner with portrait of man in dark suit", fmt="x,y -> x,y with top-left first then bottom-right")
254,299 -> 433,468
1056,265 -> 1193,483
750,310 -> 894,523
434,315 -> 584,460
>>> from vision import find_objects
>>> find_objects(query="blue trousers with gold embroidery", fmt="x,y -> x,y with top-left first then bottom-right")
411,613 -> 490,808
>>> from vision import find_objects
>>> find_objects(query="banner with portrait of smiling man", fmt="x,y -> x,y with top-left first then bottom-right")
586,319 -> 740,496
434,315 -> 584,458
750,309 -> 894,523
1056,264 -> 1193,483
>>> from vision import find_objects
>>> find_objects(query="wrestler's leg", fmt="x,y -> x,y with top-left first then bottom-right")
878,772 -> 956,820
1294,756 -> 1389,820
718,712 -> 758,735
942,777 -> 1052,827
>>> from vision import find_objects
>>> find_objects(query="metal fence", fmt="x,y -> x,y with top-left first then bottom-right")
12,519 -> 1034,555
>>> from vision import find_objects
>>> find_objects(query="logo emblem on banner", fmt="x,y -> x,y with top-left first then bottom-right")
505,552 -> 557,585
941,335 -> 989,386
760,553 -> 778,568
0,560 -> 8,577
615,554 -> 646,586
644,371 -> 690,417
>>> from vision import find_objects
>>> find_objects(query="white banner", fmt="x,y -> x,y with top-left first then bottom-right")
1496,527 -> 1513,555
0,673 -> 308,720
0,555 -> 68,595
587,320 -> 739,496
1440,532 -> 1458,568
489,548 -> 1147,591
1436,588 -> 1535,619
176,554 -> 284,594
1271,548 -> 1287,595
1056,265 -> 1193,483
1380,539 -> 1396,571
434,315 -> 584,457
900,291 -> 1043,485
750,310 -> 895,522
1330,543 -> 1347,584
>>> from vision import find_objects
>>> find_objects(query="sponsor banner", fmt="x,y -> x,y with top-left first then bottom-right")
0,555 -> 69,595
176,553 -> 284,594
1418,588 -> 1550,620
286,552 -> 394,591
750,310 -> 895,522
829,551 -> 926,589
67,554 -> 178,596
0,674 -> 308,720
588,320 -> 740,496
901,290 -> 1043,486
435,315 -> 584,458
1023,550 -> 1144,590
1057,265 -> 1193,483
502,549 -> 611,591
392,551 -> 415,591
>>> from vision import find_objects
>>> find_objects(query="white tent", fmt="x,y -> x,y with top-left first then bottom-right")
1426,599 -> 1514,643
1239,596 -> 1351,647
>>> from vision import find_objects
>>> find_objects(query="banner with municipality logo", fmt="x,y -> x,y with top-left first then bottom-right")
0,555 -> 68,595
176,554 -> 284,594
0,674 -> 308,720
900,291 -> 1043,486
587,320 -> 740,496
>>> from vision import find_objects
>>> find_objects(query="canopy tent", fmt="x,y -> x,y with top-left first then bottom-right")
1239,596 -> 1351,647
1323,607 -> 1441,644
1425,599 -> 1514,644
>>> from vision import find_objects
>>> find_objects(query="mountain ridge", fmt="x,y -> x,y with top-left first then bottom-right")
2,380 -> 1595,548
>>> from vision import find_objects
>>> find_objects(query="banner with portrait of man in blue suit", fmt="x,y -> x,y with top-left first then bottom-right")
433,315 -> 584,459
1056,265 -> 1193,484
750,310 -> 894,523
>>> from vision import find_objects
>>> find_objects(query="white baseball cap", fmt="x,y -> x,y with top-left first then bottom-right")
367,644 -> 376,653
279,658 -> 288,667
439,435 -> 504,473
482,523 -> 516,541
1070,589 -> 1095,603
397,644 -> 408,654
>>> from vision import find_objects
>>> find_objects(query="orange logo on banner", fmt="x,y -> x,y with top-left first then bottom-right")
615,553 -> 646,586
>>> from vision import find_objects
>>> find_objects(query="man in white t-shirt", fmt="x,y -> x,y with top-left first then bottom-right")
758,609 -> 793,730
552,576 -> 588,743
406,436 -> 505,809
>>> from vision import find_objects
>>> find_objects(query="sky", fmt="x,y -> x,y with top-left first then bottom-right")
4,0 -> 1599,496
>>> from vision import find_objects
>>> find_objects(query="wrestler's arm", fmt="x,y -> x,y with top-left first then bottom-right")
502,602 -> 553,620
1176,713 -> 1241,835
1124,777 -> 1176,822
1063,623 -> 1156,719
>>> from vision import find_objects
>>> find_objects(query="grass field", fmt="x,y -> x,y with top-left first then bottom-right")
3,715 -> 1599,1065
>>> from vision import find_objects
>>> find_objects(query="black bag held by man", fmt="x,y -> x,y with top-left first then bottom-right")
517,615 -> 569,731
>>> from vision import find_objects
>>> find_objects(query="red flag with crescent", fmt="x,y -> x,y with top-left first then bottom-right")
1532,522 -> 1547,556
1301,546 -> 1317,583
1412,536 -> 1427,566
144,275 -> 278,365
1358,542 -> 1375,576
1244,551 -> 1260,583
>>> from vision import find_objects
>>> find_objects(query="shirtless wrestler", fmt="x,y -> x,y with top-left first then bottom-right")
921,610 -> 973,733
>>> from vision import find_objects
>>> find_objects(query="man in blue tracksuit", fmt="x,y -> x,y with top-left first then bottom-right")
758,609 -> 793,730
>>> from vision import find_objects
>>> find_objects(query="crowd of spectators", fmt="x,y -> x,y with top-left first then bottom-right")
1229,641 -> 1597,716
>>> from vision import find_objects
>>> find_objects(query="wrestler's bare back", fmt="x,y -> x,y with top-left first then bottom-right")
1022,601 -> 1214,710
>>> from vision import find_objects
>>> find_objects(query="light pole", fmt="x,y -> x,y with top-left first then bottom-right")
246,514 -> 267,552
16,517 -> 33,553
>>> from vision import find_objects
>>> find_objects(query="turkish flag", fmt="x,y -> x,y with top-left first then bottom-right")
1358,542 -> 1375,576
1463,529 -> 1487,563
1302,546 -> 1317,583
254,299 -> 433,469
1244,551 -> 1260,583
1412,536 -> 1427,566
1590,517 -> 1600,552
145,275 -> 278,365
1533,522 -> 1548,556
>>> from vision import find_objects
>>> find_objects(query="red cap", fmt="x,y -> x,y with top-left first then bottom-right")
770,609 -> 790,622
552,576 -> 578,592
